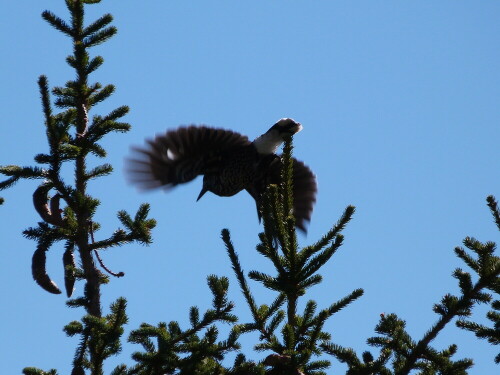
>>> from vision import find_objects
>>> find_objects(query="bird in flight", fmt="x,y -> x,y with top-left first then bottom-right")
126,118 -> 317,232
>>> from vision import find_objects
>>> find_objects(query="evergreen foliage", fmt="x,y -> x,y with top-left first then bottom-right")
2,1 -> 499,374
454,196 -> 500,364
321,196 -> 500,374
125,275 -> 240,375
0,1 -> 155,373
221,139 -> 363,374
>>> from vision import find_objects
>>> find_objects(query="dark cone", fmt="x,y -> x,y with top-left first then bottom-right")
32,246 -> 62,295
63,249 -> 76,297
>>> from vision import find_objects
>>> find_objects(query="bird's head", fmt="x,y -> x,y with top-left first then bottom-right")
254,118 -> 303,154
268,118 -> 303,139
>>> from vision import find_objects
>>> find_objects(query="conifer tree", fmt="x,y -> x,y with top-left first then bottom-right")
220,139 -> 362,374
318,195 -> 500,374
0,0 -> 156,373
1,1 -> 499,374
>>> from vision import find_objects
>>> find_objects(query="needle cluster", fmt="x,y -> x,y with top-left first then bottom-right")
0,1 -> 156,373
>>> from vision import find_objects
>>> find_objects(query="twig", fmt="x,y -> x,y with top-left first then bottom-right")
89,221 -> 125,277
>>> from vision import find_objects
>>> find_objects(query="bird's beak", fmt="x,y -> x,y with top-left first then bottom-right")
282,121 -> 303,138
291,122 -> 303,134
197,186 -> 208,201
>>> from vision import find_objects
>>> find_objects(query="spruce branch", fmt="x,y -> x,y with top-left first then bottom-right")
487,195 -> 500,231
83,26 -> 117,48
42,10 -> 73,36
0,166 -> 48,189
0,174 -> 21,190
23,368 -> 58,375
299,205 -> 355,269
256,232 -> 286,275
127,276 -> 239,374
6,1 -> 157,373
84,163 -> 113,181
61,297 -> 129,375
88,84 -> 115,106
266,184 -> 289,253
38,75 -> 54,128
93,249 -> 124,278
281,139 -> 294,229
82,14 -> 113,37
110,365 -> 127,375
86,55 -> 105,75
298,234 -> 344,281
223,138 -> 361,374
315,288 -> 364,325
456,300 -> 500,363
371,308 -> 476,375
452,195 -> 500,364
332,195 -> 500,374
222,229 -> 260,324
223,228 -> 284,349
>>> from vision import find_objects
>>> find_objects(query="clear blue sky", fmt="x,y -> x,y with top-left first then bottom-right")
1,1 -> 499,374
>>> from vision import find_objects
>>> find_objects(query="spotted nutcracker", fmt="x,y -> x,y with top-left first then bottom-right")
126,118 -> 317,231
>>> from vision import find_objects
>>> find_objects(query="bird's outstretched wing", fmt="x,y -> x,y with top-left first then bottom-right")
290,159 -> 317,232
126,126 -> 251,190
246,157 -> 317,233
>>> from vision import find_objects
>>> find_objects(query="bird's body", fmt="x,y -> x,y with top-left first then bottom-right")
199,144 -> 262,197
127,118 -> 317,231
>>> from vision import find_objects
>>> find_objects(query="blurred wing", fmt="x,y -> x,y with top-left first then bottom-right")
291,159 -> 317,232
246,157 -> 317,232
126,126 -> 251,190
